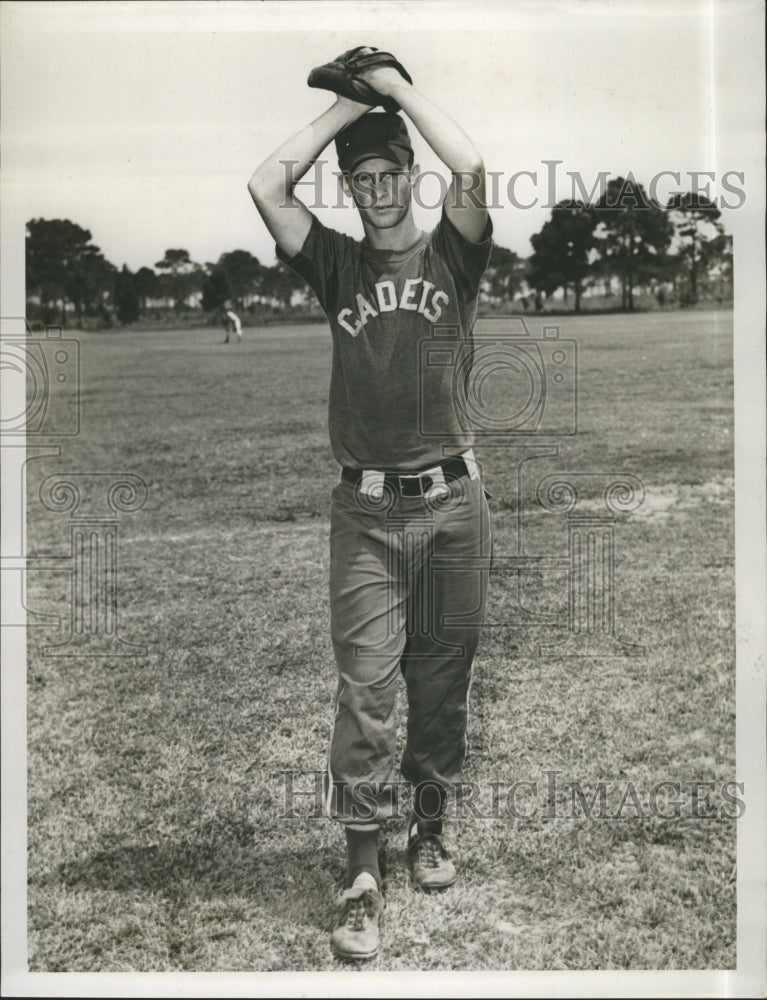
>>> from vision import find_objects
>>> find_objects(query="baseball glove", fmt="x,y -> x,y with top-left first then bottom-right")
307,46 -> 412,113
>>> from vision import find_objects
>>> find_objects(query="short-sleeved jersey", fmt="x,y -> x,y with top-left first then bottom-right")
277,210 -> 492,471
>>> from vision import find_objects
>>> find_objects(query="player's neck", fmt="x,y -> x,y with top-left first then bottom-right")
361,214 -> 421,252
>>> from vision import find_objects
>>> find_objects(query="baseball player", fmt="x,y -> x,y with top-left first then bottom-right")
248,47 -> 492,961
223,304 -> 242,343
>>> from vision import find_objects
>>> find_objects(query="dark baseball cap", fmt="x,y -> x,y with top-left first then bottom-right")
335,112 -> 413,174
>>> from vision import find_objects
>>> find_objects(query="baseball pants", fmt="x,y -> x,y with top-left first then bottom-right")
325,462 -> 491,827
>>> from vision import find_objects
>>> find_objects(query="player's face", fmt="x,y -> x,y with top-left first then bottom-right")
345,157 -> 416,229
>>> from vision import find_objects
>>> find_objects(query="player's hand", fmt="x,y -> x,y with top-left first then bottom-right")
356,62 -> 412,98
334,93 -> 372,113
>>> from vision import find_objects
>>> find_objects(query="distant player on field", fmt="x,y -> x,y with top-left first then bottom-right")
223,304 -> 242,343
248,46 -> 492,961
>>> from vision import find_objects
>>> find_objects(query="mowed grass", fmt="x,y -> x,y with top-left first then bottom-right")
26,309 -> 735,971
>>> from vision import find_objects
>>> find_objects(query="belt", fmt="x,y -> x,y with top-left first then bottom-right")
341,455 -> 471,498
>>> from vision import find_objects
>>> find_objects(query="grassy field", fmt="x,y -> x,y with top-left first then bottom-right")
25,308 -> 736,971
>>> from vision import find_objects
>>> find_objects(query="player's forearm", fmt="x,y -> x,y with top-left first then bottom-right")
248,101 -> 367,204
390,83 -> 484,177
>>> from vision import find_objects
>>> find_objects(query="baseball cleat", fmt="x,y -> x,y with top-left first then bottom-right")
407,828 -> 456,891
330,872 -> 383,961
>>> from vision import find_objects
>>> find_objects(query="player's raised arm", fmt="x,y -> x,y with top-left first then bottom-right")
357,65 -> 489,244
247,97 -> 368,258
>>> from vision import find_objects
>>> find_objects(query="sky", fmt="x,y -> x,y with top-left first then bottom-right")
0,0 -> 760,272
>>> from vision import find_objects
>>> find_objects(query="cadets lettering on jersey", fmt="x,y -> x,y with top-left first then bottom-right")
337,278 -> 449,337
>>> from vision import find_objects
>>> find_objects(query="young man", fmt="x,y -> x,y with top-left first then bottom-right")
248,52 -> 492,961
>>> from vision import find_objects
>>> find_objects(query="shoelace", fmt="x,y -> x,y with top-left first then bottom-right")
416,834 -> 444,868
338,885 -> 375,931
342,895 -> 367,931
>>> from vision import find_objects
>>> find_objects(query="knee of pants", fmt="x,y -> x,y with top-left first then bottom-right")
329,689 -> 400,797
401,740 -> 467,788
332,633 -> 407,687
333,669 -> 400,728
405,672 -> 471,734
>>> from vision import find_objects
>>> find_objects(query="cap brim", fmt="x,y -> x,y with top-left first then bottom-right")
342,147 -> 411,175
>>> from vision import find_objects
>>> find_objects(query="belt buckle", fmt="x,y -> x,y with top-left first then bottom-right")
398,473 -> 423,497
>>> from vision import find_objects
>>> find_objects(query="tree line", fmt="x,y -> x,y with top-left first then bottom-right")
25,176 -> 732,327
25,220 -> 310,327
524,178 -> 732,312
